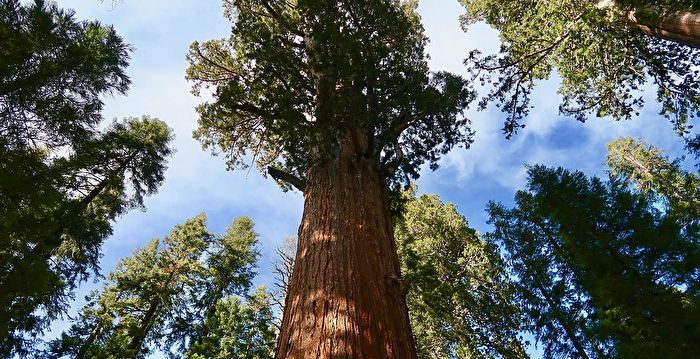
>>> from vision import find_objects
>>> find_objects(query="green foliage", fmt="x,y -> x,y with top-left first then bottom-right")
0,1 -> 173,355
0,0 -> 130,150
185,286 -> 276,359
167,216 -> 265,358
395,191 -> 527,359
47,215 -> 276,359
488,165 -> 700,358
187,0 -> 474,189
0,117 -> 172,356
46,214 -> 212,359
688,134 -> 700,166
460,0 -> 700,138
607,137 -> 700,222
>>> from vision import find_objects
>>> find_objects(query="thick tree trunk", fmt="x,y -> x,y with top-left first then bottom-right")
629,7 -> 700,48
596,1 -> 700,48
275,134 -> 417,358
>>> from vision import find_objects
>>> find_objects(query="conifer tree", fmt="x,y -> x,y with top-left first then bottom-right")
47,215 -> 212,358
394,191 -> 527,359
185,286 -> 276,359
488,165 -> 700,358
459,0 -> 699,140
0,116 -> 172,356
47,215 -> 277,359
167,216 -> 265,357
187,1 -> 473,357
607,136 -> 700,221
0,1 -> 173,354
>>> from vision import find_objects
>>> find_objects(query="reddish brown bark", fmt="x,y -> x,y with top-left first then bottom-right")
629,7 -> 700,48
596,1 -> 700,48
275,132 -> 417,358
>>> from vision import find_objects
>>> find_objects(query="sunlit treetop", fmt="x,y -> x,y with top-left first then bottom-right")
60,116 -> 174,212
187,0 -> 474,189
607,137 -> 700,222
460,0 -> 700,139
0,0 -> 131,150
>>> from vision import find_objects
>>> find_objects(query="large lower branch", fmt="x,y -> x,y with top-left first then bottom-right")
267,166 -> 306,192
631,7 -> 700,48
373,111 -> 426,157
596,1 -> 700,48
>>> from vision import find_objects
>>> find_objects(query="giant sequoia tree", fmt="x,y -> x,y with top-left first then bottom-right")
187,0 -> 473,357
0,0 -> 173,355
460,0 -> 700,140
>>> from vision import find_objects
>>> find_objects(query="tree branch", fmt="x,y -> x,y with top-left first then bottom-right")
267,166 -> 306,192
261,0 -> 305,37
373,111 -> 426,156
380,141 -> 404,177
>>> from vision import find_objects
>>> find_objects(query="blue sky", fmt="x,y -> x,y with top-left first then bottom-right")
47,0 -> 691,355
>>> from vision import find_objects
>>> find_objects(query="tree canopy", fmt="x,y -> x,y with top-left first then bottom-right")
460,0 -> 700,141
395,191 -> 527,359
488,162 -> 700,358
0,1 -> 173,355
187,0 -> 474,189
46,214 -> 276,359
607,136 -> 700,221
1,0 -> 130,151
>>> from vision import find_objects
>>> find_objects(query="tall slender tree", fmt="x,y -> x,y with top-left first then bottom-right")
0,1 -> 173,354
488,165 -> 700,358
394,191 -> 527,359
459,0 -> 699,141
187,1 -> 474,357
47,215 -> 277,359
167,216 -> 263,357
46,215 -> 212,358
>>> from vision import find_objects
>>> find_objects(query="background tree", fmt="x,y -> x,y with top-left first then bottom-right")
270,236 -> 296,326
0,0 -> 130,151
166,216 -> 270,357
184,286 -> 276,359
607,136 -> 700,221
394,191 -> 527,359
187,0 -> 474,357
459,0 -> 700,144
0,1 -> 173,354
0,116 -> 172,356
47,214 -> 277,359
46,214 -> 211,359
488,164 -> 700,358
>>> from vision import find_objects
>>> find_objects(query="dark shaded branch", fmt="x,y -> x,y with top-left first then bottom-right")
80,149 -> 139,208
267,166 -> 306,192
373,111 -> 426,156
260,0 -> 305,37
534,280 -> 597,359
380,141 -> 404,177
231,102 -> 274,119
